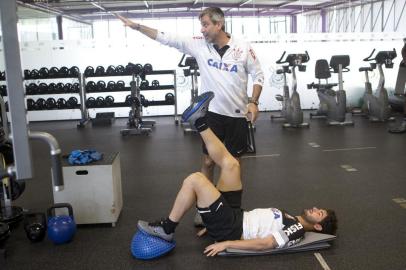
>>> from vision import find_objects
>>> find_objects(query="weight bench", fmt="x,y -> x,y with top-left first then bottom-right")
218,232 -> 336,257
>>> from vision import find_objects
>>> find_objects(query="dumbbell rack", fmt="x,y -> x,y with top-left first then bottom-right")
82,68 -> 178,134
0,68 -> 89,127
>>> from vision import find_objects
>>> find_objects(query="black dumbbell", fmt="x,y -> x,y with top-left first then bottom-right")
49,67 -> 59,78
105,96 -> 115,107
48,83 -> 56,92
107,81 -> 116,91
55,83 -> 64,93
0,85 -> 7,96
95,66 -> 105,76
116,80 -> 125,91
38,83 -> 48,94
86,81 -> 96,92
143,63 -> 153,74
151,80 -> 160,87
59,66 -> 69,77
5,101 -> 8,111
0,71 -> 6,80
84,66 -> 94,77
38,67 -> 49,79
86,97 -> 96,108
56,98 -> 67,109
30,69 -> 40,79
125,63 -> 134,75
72,83 -> 80,93
24,69 -> 31,80
69,66 -> 80,77
96,80 -> 106,91
66,97 -> 78,109
135,64 -> 144,75
140,80 -> 149,88
125,95 -> 134,106
165,93 -> 175,104
96,96 -> 105,107
26,83 -> 39,95
45,98 -> 57,110
27,99 -> 36,110
35,98 -> 46,110
106,65 -> 116,76
115,65 -> 125,75
63,83 -> 72,93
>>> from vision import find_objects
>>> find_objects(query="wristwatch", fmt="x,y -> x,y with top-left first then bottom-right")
248,98 -> 259,105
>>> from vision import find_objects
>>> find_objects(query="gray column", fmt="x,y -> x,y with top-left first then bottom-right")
290,15 -> 297,33
0,0 -> 34,179
56,15 -> 63,40
321,9 -> 327,33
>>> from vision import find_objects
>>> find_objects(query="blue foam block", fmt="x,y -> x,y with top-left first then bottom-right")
130,229 -> 176,260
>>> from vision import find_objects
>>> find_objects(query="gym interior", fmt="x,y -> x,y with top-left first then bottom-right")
1,0 -> 406,269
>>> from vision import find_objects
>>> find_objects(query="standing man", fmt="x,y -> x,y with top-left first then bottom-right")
116,7 -> 264,223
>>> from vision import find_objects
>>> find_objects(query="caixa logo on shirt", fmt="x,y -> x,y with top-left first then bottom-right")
207,59 -> 238,73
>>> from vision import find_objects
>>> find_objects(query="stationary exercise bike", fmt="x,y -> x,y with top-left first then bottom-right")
308,55 -> 354,126
271,51 -> 310,128
178,54 -> 200,134
359,48 -> 396,122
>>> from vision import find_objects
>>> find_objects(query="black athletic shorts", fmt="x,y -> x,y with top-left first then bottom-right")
197,195 -> 243,242
202,111 -> 248,157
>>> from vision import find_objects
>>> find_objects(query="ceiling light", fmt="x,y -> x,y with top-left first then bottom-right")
240,0 -> 253,7
90,2 -> 105,11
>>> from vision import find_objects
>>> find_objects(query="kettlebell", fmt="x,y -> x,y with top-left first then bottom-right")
47,203 -> 76,245
24,212 -> 46,243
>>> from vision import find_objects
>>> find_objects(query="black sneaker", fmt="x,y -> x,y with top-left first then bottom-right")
137,220 -> 174,242
181,91 -> 214,125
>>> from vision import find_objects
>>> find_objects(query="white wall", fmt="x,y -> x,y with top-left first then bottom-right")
1,32 -> 404,122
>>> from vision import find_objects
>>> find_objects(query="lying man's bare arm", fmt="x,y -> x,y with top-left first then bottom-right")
204,236 -> 277,256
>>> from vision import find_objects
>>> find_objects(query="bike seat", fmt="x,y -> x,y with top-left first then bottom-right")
315,59 -> 331,79
330,55 -> 350,72
359,67 -> 373,72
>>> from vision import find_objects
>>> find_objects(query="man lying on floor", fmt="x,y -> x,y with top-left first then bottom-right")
138,92 -> 337,256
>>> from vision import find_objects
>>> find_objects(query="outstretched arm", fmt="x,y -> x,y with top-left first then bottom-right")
115,13 -> 158,40
204,236 -> 277,256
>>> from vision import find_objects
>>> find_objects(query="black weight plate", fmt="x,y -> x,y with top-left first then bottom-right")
0,206 -> 24,225
0,179 -> 26,200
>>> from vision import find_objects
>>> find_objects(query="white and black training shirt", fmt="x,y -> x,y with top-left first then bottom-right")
242,208 -> 305,248
156,32 -> 264,118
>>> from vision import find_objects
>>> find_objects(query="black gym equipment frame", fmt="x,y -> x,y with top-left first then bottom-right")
82,67 -> 178,133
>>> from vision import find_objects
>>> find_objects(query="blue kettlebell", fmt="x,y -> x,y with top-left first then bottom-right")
47,203 -> 76,244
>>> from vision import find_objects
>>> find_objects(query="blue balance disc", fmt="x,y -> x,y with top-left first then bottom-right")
131,229 -> 176,260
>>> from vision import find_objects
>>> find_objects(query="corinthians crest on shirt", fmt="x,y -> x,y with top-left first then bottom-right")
232,47 -> 243,60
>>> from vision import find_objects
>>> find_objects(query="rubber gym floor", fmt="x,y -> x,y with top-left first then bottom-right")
2,112 -> 406,270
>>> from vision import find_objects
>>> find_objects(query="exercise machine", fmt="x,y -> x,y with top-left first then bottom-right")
359,48 -> 396,122
308,59 -> 338,119
271,51 -> 310,128
178,54 -> 199,134
388,61 -> 406,113
388,61 -> 406,133
308,55 -> 354,126
120,74 -> 154,136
